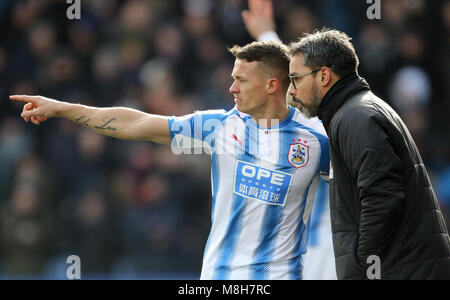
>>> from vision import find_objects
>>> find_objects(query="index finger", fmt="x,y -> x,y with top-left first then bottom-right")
263,0 -> 273,17
9,95 -> 38,104
248,0 -> 262,13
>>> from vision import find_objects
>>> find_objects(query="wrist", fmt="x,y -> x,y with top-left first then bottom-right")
257,31 -> 280,42
55,101 -> 72,118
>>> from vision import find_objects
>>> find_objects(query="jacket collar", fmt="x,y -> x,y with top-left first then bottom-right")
317,72 -> 370,134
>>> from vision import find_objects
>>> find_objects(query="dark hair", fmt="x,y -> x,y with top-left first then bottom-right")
228,41 -> 290,87
289,28 -> 359,78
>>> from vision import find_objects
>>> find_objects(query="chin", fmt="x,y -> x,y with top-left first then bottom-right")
299,106 -> 318,119
236,104 -> 247,113
288,101 -> 302,110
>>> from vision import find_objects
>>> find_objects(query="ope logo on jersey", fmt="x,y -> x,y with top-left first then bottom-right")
234,161 -> 292,206
288,142 -> 309,169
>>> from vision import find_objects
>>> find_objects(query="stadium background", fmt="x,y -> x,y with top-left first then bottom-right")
0,0 -> 449,279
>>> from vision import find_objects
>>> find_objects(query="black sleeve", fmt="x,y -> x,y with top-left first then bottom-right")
336,109 -> 405,263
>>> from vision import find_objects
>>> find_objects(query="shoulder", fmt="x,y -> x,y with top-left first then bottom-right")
171,107 -> 239,123
290,108 -> 328,140
331,91 -> 390,133
330,92 -> 398,151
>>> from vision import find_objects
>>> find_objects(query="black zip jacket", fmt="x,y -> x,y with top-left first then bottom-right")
318,73 -> 450,279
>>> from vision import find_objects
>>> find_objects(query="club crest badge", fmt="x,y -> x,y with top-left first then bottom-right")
288,142 -> 309,169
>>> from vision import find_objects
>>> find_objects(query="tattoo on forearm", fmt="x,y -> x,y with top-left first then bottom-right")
74,115 -> 91,127
94,117 -> 117,131
73,115 -> 117,131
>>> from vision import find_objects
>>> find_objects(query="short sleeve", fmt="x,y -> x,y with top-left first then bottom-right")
168,109 -> 228,153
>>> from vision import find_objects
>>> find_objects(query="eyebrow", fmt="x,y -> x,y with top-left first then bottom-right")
232,74 -> 246,80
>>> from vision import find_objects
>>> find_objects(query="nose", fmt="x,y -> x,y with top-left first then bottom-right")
288,83 -> 296,95
229,80 -> 239,94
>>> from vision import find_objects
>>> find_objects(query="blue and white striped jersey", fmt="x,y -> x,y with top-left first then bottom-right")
303,177 -> 337,280
168,106 -> 329,280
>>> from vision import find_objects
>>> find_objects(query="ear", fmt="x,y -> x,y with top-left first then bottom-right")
319,66 -> 333,87
266,78 -> 280,94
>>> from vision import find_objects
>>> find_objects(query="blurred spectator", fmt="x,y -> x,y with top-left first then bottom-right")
0,118 -> 33,202
389,65 -> 431,154
91,45 -> 122,106
65,190 -> 120,274
283,6 -> 319,41
27,21 -> 57,60
0,155 -> 56,276
2,0 -> 449,279
118,0 -> 154,37
357,23 -> 394,99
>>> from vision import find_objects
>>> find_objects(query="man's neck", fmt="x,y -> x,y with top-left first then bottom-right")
251,101 -> 290,129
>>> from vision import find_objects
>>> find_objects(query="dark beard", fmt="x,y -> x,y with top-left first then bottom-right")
290,85 -> 322,119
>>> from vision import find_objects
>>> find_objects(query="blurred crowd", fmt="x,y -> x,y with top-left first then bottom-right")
0,0 -> 449,279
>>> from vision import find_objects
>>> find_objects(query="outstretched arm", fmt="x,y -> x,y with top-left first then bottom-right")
10,95 -> 171,144
242,0 -> 277,41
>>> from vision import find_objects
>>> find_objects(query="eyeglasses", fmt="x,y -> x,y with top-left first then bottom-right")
289,69 -> 321,89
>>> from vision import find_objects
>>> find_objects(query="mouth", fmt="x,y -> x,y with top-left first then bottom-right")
289,95 -> 304,107
234,97 -> 242,104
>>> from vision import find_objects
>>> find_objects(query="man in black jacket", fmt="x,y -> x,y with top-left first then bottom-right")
288,29 -> 450,279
